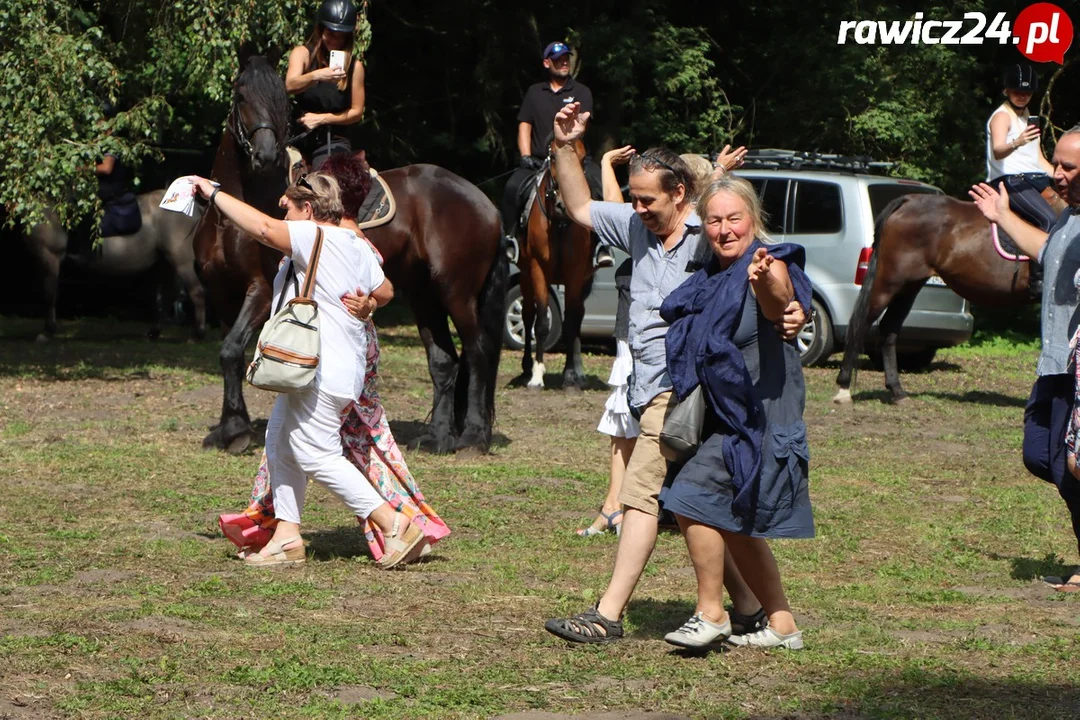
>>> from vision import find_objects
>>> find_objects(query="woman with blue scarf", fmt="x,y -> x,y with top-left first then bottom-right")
659,176 -> 815,650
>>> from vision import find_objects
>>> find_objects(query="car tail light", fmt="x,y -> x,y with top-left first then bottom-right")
854,247 -> 873,285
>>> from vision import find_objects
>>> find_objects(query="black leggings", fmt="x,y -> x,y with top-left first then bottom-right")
991,174 -> 1057,233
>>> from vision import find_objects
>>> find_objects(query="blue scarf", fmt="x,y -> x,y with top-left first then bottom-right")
661,239 -> 811,517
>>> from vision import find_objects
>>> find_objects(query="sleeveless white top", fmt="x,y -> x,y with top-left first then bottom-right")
986,105 -> 1045,180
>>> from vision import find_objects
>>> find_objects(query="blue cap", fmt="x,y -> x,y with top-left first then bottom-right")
543,41 -> 571,60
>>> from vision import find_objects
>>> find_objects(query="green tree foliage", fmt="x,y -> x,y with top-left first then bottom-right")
3,0 -> 1078,231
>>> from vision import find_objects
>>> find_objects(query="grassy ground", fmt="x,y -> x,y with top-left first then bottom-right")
1,316 -> 1078,720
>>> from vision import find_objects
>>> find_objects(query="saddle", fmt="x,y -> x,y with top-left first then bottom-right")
990,198 -> 1048,298
516,165 -> 548,234
285,146 -> 396,228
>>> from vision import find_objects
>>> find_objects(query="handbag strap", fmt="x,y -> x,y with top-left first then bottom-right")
298,226 -> 325,300
273,261 -> 300,314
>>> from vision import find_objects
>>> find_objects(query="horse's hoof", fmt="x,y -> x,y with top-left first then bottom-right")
888,394 -> 910,405
35,333 -> 51,344
832,388 -> 853,405
147,330 -> 161,342
409,430 -> 457,455
456,427 -> 490,455
526,362 -> 546,390
563,384 -> 583,395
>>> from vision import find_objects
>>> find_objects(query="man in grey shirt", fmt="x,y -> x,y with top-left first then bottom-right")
543,102 -> 807,643
971,127 -> 1080,591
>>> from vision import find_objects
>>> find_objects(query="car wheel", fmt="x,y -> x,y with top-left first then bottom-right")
798,298 -> 833,367
503,283 -> 562,352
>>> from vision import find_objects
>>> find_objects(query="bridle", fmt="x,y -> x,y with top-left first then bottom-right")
228,101 -> 280,158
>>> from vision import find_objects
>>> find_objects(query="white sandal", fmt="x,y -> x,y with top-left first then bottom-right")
378,514 -> 426,569
243,536 -> 305,568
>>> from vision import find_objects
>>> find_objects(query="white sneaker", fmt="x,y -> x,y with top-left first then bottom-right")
663,612 -> 731,648
727,626 -> 804,650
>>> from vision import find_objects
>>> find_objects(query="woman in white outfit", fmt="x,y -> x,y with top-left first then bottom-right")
191,173 -> 426,568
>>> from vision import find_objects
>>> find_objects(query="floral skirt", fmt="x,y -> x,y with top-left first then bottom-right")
219,321 -> 449,560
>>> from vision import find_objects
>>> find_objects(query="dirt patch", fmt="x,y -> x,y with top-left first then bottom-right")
141,522 -> 210,542
0,695 -> 57,720
327,685 -> 398,703
72,569 -> 135,585
495,714 -> 690,720
173,385 -> 223,406
119,617 -> 194,644
953,584 -> 1056,601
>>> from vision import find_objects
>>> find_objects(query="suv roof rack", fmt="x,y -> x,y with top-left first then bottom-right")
737,149 -> 895,174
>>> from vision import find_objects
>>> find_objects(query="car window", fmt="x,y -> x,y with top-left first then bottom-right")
748,178 -> 788,235
791,180 -> 842,234
867,183 -> 939,219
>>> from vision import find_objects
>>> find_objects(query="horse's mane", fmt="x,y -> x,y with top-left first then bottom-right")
235,55 -> 290,144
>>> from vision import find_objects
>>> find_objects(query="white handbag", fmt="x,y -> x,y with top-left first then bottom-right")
245,228 -> 325,393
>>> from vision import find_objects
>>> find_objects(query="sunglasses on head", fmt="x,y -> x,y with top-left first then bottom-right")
295,174 -> 314,192
638,152 -> 678,174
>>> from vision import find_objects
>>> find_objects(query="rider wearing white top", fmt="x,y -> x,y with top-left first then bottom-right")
986,64 -> 1056,232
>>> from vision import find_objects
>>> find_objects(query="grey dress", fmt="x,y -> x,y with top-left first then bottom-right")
659,292 -> 815,538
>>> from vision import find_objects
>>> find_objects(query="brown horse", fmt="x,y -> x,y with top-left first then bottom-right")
833,187 -> 1067,404
196,49 -> 506,455
517,139 -> 595,390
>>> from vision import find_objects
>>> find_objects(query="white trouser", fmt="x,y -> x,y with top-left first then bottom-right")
266,388 -> 385,524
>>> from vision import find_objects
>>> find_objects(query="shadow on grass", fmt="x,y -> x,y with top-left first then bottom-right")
742,677 -> 1080,720
304,526 -> 449,565
505,372 -> 608,392
388,419 -> 512,454
848,389 -> 1026,408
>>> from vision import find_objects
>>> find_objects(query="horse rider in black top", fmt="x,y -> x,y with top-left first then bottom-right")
70,101 -> 142,263
501,41 -> 611,267
286,0 -> 366,170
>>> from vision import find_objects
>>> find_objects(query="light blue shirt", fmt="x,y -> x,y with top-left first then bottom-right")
590,201 -> 711,408
1037,209 -> 1080,376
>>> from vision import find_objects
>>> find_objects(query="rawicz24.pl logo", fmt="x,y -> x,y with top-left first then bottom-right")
837,3 -> 1074,64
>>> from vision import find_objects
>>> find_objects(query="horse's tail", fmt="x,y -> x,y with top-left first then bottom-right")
476,242 -> 509,426
837,195 -> 910,395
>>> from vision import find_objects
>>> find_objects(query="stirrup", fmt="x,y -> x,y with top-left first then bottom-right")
505,236 -> 520,265
594,244 -> 614,269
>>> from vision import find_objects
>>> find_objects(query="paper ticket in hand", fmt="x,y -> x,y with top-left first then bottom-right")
159,176 -> 219,216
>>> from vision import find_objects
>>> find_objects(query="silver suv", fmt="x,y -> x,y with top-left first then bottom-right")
503,153 -> 974,367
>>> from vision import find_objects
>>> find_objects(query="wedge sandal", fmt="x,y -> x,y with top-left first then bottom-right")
378,514 -> 426,569
243,536 -> 305,568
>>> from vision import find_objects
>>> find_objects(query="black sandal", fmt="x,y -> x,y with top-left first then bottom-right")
729,607 -> 768,636
544,606 -> 624,644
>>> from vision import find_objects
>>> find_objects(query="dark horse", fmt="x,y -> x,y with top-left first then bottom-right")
834,188 -> 1067,404
517,139 -> 595,390
196,48 -> 506,454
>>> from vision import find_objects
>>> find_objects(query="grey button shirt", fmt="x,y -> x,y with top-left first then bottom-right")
590,201 -> 711,408
1037,209 -> 1080,376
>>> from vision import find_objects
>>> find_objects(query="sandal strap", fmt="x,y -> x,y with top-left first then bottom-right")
567,607 -> 623,638
599,509 -> 623,529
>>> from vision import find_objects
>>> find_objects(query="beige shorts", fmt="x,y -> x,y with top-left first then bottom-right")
617,391 -> 674,516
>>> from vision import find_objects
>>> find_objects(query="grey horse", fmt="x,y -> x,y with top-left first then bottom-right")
24,189 -> 207,342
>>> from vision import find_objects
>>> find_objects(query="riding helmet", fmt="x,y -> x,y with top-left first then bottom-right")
317,0 -> 357,33
1002,63 -> 1038,92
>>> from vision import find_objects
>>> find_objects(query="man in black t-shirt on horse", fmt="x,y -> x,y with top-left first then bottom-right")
501,41 -> 610,267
